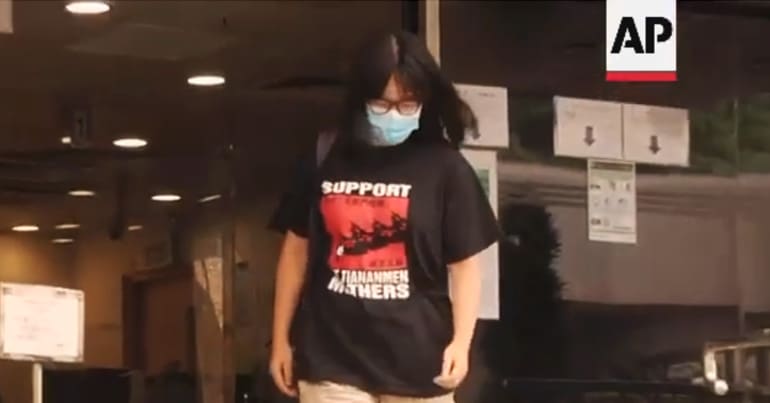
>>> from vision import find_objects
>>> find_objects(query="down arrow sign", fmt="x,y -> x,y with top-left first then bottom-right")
584,126 -> 595,146
649,135 -> 661,154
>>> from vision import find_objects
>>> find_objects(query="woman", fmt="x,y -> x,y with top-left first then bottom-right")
268,31 -> 499,403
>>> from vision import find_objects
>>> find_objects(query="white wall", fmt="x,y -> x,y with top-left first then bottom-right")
737,211 -> 770,312
552,205 -> 737,306
72,231 -> 147,368
500,161 -> 770,310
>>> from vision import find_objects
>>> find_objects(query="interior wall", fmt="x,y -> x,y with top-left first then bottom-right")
141,273 -> 194,375
35,219 -> 171,373
0,235 -> 74,284
0,235 -> 76,403
73,232 -> 144,368
232,197 -> 284,374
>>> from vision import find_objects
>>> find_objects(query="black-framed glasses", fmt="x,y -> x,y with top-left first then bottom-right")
366,99 -> 422,116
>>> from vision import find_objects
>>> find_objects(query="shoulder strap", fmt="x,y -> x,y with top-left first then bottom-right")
301,130 -> 336,308
315,130 -> 337,168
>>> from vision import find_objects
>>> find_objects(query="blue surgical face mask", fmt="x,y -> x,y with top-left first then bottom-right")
366,106 -> 422,146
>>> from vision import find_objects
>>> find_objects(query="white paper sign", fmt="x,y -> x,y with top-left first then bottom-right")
0,0 -> 11,34
554,96 -> 623,160
0,283 -> 84,362
622,103 -> 689,166
460,149 -> 499,319
456,84 -> 509,148
587,160 -> 637,244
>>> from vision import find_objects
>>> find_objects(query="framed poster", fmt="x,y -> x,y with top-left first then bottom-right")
0,283 -> 84,363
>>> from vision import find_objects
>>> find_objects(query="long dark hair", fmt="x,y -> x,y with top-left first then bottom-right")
336,31 -> 478,153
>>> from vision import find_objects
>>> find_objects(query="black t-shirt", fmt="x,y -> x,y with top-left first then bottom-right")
269,139 -> 499,397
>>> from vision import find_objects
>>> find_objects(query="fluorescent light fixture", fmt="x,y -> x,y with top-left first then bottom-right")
152,193 -> 181,202
187,74 -> 225,87
55,223 -> 80,230
65,1 -> 111,15
68,189 -> 95,197
127,224 -> 143,231
199,194 -> 222,203
113,137 -> 147,149
12,225 -> 39,232
61,136 -> 72,144
51,238 -> 75,244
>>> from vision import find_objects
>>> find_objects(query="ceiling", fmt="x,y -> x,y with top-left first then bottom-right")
0,0 -> 402,237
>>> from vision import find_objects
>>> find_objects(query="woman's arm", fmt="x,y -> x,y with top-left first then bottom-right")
435,253 -> 483,389
436,152 -> 499,388
447,253 -> 482,349
272,230 -> 309,347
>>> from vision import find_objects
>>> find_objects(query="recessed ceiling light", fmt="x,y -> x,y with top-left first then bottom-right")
199,194 -> 222,203
113,137 -> 148,149
12,225 -> 39,232
61,136 -> 72,144
51,238 -> 75,244
65,1 -> 111,15
68,189 -> 96,197
152,193 -> 181,202
55,223 -> 80,230
127,224 -> 143,231
187,74 -> 226,87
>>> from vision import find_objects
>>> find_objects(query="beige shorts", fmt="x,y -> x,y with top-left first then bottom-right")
298,381 -> 454,403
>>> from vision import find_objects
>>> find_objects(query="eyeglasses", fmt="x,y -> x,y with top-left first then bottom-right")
366,99 -> 422,116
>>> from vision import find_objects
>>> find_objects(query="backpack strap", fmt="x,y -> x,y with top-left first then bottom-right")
305,129 -> 336,286
315,129 -> 337,168
290,130 -> 339,346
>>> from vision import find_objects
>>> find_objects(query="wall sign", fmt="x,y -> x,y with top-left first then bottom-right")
554,96 -> 624,160
456,84 -> 509,149
0,283 -> 84,363
587,159 -> 637,244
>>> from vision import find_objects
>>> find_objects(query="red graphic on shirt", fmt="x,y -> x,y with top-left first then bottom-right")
321,195 -> 409,271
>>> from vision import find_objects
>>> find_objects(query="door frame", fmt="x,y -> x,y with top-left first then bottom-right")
122,266 -> 195,371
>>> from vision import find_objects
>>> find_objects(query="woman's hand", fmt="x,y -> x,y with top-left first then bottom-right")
434,340 -> 470,389
270,231 -> 307,398
269,340 -> 297,397
434,254 -> 481,390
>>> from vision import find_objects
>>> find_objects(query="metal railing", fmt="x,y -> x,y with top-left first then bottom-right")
702,329 -> 770,396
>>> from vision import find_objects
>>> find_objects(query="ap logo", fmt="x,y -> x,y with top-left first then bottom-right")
606,0 -> 677,82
